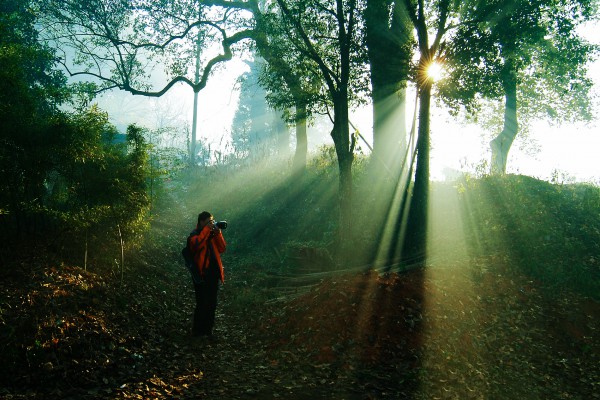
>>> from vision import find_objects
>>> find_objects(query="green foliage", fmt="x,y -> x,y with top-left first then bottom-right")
253,5 -> 325,122
2,96 -> 152,271
0,0 -> 68,115
0,0 -> 69,222
48,113 -> 151,258
309,145 -> 339,177
306,144 -> 368,180
438,0 -> 596,133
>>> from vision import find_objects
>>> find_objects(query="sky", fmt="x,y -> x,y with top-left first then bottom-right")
92,26 -> 600,185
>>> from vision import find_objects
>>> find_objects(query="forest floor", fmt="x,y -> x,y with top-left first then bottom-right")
1,245 -> 598,399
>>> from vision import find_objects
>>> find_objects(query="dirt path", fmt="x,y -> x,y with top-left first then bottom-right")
1,241 -> 598,399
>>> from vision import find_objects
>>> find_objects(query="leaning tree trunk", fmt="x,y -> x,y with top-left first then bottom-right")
404,80 -> 431,263
490,66 -> 518,174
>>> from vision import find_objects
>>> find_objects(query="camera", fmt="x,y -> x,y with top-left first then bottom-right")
212,220 -> 228,230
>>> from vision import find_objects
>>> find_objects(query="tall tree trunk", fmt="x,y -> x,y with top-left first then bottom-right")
273,109 -> 289,158
293,102 -> 308,172
331,91 -> 354,254
190,21 -> 202,166
404,81 -> 431,262
490,65 -> 518,174
365,0 -> 412,170
401,0 -> 450,263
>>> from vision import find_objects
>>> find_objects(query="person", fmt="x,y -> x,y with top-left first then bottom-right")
186,211 -> 226,338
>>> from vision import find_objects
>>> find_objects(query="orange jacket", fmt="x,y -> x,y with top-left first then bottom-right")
188,225 -> 226,283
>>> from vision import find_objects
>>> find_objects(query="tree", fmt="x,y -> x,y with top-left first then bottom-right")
0,0 -> 68,230
272,0 -> 369,252
248,0 -> 324,172
231,57 -> 290,163
400,0 -> 454,261
114,124 -> 151,281
438,0 -> 597,174
364,0 -> 414,170
0,0 -> 152,274
36,0 -> 254,165
39,107 -> 151,271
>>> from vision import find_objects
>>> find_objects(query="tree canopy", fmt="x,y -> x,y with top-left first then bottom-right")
1,0 -> 152,269
437,0 -> 598,173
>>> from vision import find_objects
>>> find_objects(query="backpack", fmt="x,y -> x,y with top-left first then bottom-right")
181,245 -> 194,267
182,229 -> 203,283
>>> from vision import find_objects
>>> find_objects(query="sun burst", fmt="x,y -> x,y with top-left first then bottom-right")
426,61 -> 444,82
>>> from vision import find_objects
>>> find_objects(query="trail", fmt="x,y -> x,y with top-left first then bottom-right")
106,185 -> 372,399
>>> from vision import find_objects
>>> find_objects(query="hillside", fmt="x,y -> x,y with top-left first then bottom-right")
1,171 -> 598,399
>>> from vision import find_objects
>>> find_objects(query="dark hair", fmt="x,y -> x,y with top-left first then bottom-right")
197,211 -> 213,225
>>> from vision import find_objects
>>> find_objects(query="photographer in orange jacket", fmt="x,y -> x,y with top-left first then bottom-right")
187,211 -> 226,338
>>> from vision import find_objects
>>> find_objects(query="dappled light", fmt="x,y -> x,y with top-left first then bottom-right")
1,0 -> 598,399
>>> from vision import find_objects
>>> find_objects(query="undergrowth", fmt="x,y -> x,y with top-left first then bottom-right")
167,160 -> 599,300
458,174 -> 600,299
1,156 -> 598,399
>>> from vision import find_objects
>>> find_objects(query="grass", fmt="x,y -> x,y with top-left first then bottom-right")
457,174 -> 600,298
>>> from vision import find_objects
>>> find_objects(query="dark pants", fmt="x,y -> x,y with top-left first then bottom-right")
192,274 -> 219,336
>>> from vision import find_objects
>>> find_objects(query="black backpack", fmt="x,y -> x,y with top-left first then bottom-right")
182,229 -> 203,283
181,245 -> 194,267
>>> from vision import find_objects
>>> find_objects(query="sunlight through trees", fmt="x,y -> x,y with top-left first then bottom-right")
1,0 -> 599,398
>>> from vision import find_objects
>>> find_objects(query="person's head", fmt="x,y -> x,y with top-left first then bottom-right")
197,211 -> 214,229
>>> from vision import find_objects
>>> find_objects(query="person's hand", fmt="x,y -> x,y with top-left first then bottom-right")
208,220 -> 220,233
